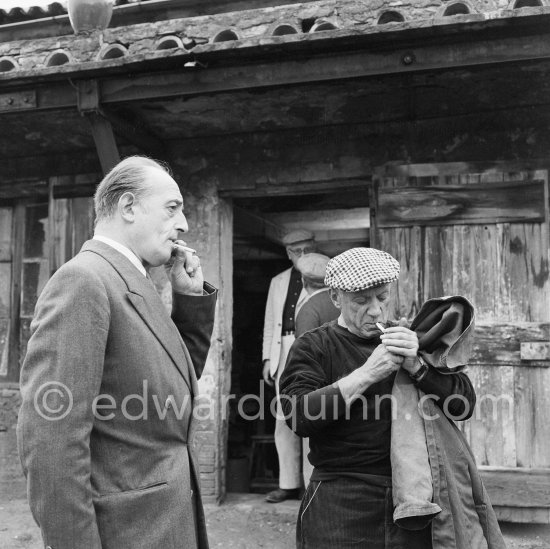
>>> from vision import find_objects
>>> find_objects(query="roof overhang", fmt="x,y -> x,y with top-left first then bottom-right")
1,6 -> 550,190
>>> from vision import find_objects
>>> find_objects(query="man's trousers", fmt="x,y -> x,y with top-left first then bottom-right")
297,475 -> 433,548
274,334 -> 302,490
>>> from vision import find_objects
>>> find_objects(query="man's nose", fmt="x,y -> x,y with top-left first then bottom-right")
367,300 -> 382,317
175,212 -> 188,233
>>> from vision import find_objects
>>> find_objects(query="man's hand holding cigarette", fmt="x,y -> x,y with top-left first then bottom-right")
170,240 -> 204,295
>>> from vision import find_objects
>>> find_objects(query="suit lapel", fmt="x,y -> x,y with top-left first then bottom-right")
81,240 -> 193,394
126,290 -> 193,394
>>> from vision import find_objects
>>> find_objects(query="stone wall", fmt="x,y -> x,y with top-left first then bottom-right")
147,170 -> 233,502
0,0 -> 548,76
0,384 -> 25,499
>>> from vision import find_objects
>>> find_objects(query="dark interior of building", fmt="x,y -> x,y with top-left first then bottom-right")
228,190 -> 370,492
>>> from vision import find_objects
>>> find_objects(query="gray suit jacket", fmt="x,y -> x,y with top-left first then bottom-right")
17,239 -> 217,549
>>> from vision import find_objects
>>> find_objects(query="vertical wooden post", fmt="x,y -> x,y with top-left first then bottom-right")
542,170 -> 550,268
7,203 -> 25,382
216,197 -> 233,501
369,174 -> 380,248
48,177 -> 56,276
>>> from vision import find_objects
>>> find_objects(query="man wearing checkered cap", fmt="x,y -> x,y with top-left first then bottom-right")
279,247 -> 476,548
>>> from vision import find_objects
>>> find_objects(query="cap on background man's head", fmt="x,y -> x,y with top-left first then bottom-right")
325,248 -> 400,292
282,229 -> 315,247
296,253 -> 331,282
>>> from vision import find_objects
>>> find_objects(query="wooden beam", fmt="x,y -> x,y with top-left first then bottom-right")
480,467 -> 550,510
377,180 -> 546,228
77,81 -> 120,175
266,208 -> 370,231
85,112 -> 121,175
233,206 -> 287,245
380,161 -> 550,178
492,506 -> 550,524
5,25 -> 550,114
472,322 -> 550,367
220,178 -> 372,198
98,32 -> 550,105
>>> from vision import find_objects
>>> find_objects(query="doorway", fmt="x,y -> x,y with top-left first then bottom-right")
227,189 -> 370,493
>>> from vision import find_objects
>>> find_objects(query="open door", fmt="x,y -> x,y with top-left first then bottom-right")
371,164 -> 550,523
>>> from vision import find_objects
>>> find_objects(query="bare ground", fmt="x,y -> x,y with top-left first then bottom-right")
1,493 -> 549,549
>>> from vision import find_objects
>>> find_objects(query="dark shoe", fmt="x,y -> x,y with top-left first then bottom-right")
265,488 -> 301,503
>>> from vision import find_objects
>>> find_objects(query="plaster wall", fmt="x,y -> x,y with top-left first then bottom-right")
0,385 -> 24,499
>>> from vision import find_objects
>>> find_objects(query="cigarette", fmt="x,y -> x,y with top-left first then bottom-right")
376,322 -> 386,332
172,243 -> 196,254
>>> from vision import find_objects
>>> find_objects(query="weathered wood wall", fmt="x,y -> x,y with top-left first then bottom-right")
373,169 -> 550,520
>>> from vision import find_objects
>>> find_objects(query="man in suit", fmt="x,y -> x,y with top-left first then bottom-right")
262,229 -> 315,503
17,156 -> 217,549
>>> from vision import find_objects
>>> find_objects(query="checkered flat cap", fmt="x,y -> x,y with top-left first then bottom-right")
325,248 -> 400,292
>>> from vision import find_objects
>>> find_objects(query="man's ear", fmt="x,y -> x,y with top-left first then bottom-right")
329,288 -> 341,309
118,192 -> 137,221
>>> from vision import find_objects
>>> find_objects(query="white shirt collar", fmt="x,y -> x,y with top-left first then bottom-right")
93,235 -> 147,277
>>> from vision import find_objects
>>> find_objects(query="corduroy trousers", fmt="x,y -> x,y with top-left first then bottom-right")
297,475 -> 433,549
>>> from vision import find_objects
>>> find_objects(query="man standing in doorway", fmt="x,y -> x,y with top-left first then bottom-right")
294,252 -> 340,486
262,229 -> 316,503
295,253 -> 339,339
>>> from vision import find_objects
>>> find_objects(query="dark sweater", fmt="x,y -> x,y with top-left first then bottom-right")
279,320 -> 476,476
295,289 -> 339,338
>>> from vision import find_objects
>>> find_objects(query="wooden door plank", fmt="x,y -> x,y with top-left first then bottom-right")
507,221 -> 550,467
379,226 -> 423,321
508,223 -> 550,323
0,207 -> 12,262
467,225 -> 491,321
515,367 -> 550,468
492,506 -> 550,524
468,365 -> 516,467
7,203 -> 24,382
480,467 -> 550,508
423,226 -> 446,300
377,181 -> 545,228
70,197 -> 94,256
49,197 -> 69,274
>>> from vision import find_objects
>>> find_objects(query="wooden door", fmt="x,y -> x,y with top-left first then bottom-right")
371,165 -> 550,523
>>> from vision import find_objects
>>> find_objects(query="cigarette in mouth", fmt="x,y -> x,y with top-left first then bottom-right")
173,243 -> 196,255
376,322 -> 386,332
